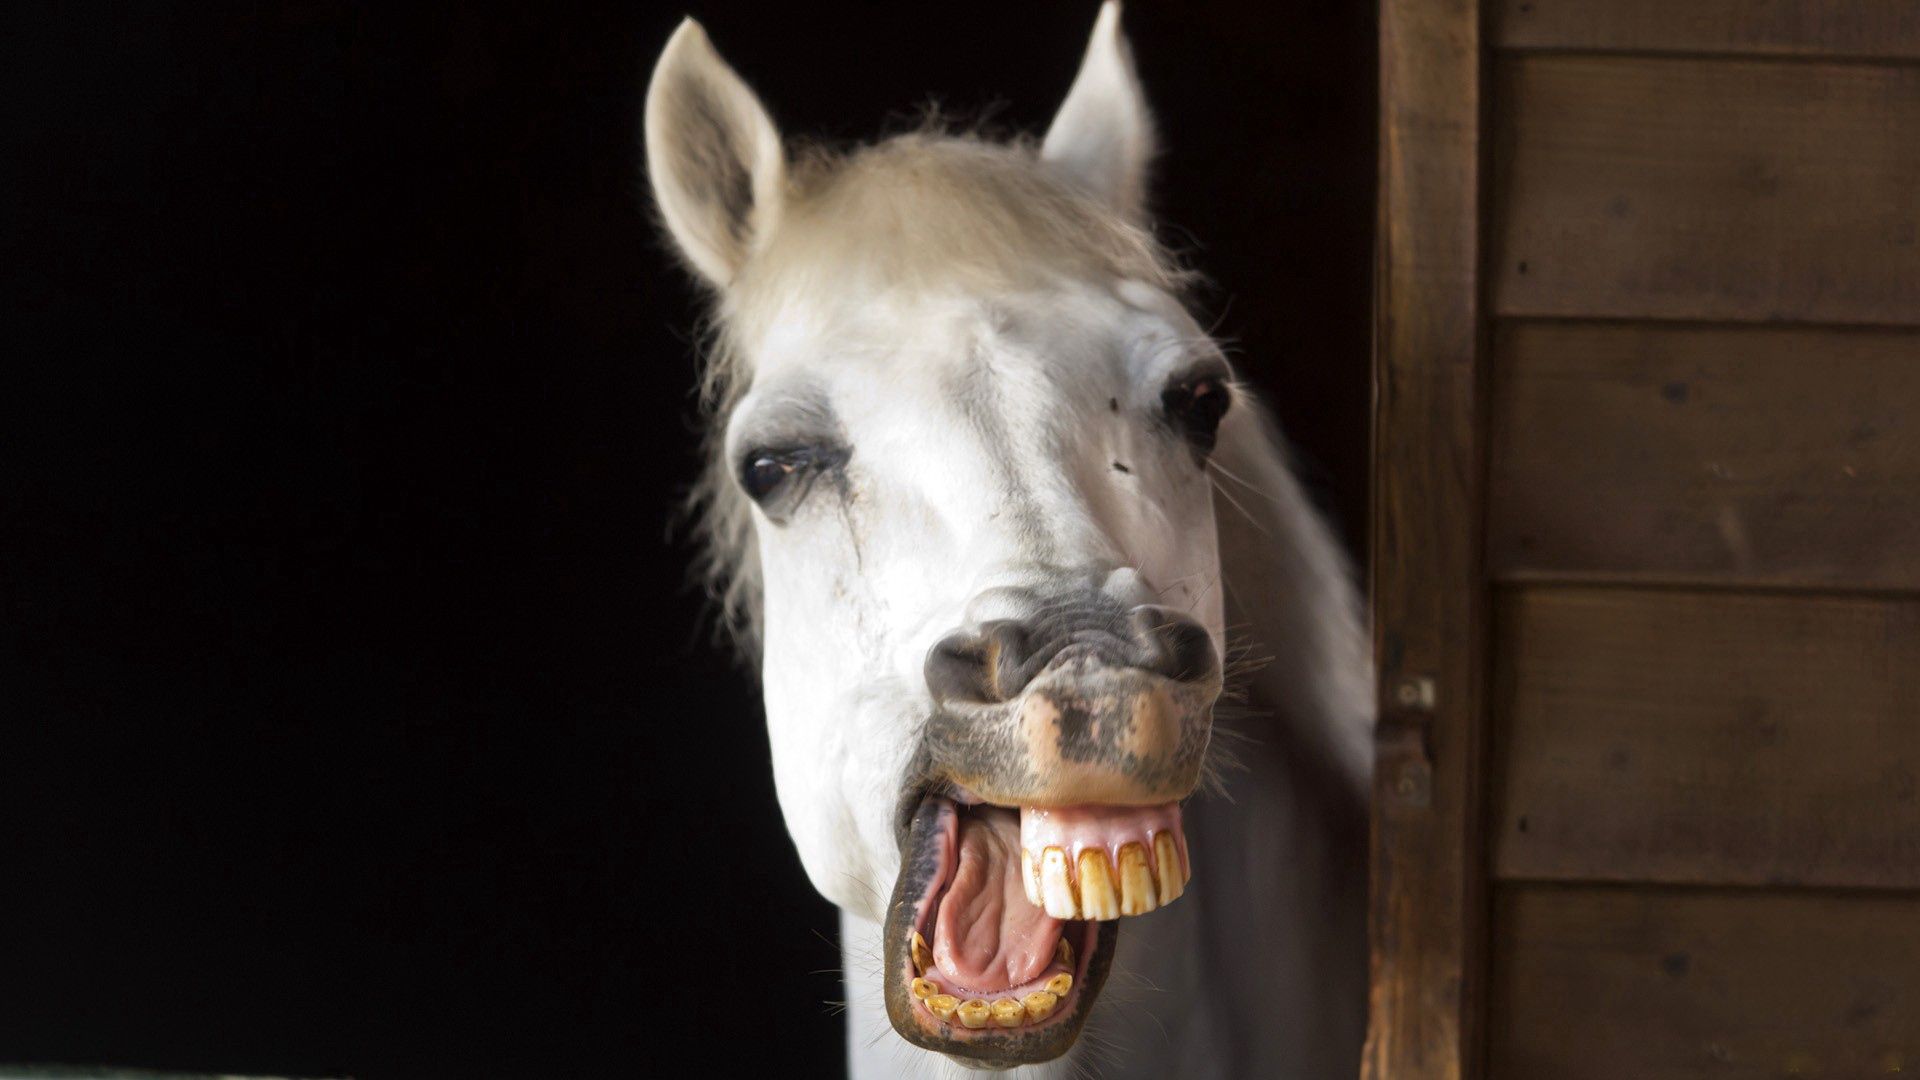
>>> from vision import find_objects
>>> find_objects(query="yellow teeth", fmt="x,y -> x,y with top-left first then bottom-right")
1076,849 -> 1120,920
911,931 -> 933,976
918,983 -> 1065,1029
1055,936 -> 1074,969
1023,989 -> 1059,1022
957,999 -> 992,1029
1040,847 -> 1078,919
1154,833 -> 1185,905
1118,841 -> 1157,916
1020,837 -> 1188,919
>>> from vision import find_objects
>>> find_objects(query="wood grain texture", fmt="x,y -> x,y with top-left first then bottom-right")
1490,884 -> 1920,1079
1494,0 -> 1920,61
1492,55 -> 1920,325
1366,0 -> 1488,1075
1488,320 -> 1920,589
1492,586 -> 1920,888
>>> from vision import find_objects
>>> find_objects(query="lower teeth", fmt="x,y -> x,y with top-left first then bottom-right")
910,946 -> 1075,1028
956,999 -> 992,1029
911,931 -> 933,976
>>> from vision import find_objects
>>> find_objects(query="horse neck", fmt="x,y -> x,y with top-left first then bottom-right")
1061,404 -> 1373,1077
1210,402 -> 1375,801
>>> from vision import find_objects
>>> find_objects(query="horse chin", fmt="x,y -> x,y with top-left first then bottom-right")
878,794 -> 1138,1067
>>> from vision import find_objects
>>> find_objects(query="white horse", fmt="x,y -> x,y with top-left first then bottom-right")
643,5 -> 1371,1076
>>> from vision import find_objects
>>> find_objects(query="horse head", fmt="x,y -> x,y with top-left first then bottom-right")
645,5 -> 1248,1066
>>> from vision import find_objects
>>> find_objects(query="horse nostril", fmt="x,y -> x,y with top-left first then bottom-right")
1128,606 -> 1219,684
925,620 -> 1035,705
928,608 -> 1214,707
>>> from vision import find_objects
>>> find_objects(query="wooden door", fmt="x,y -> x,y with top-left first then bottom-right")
1367,3 -> 1920,1077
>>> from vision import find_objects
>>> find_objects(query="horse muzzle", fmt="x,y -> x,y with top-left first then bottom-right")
923,603 -> 1222,809
879,600 -> 1220,1064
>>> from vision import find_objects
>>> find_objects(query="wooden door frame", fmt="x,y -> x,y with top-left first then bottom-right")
1364,0 -> 1491,1076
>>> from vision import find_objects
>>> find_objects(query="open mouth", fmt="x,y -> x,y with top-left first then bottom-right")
881,792 -> 1191,1066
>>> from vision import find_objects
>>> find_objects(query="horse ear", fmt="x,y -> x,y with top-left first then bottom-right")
644,19 -> 786,287
1041,2 -> 1154,219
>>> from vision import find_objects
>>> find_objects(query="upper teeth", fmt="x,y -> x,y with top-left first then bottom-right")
1022,833 -> 1187,920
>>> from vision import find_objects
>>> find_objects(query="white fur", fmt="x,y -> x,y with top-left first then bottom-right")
643,6 -> 1372,1076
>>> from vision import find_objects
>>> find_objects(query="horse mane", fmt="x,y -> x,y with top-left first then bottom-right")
684,128 -> 1191,659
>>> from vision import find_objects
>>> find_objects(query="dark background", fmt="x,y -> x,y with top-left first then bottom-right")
2,3 -> 1372,1077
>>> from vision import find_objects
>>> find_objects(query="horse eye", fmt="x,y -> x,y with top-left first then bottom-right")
1162,373 -> 1233,454
741,451 -> 801,502
739,445 -> 847,506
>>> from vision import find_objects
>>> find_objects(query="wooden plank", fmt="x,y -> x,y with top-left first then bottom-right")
1366,0 -> 1489,1075
1489,884 -> 1920,1079
1492,55 -> 1920,326
1488,321 -> 1920,590
1494,0 -> 1920,61
1492,587 -> 1920,888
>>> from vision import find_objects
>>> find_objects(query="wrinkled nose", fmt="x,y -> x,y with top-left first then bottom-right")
925,605 -> 1219,706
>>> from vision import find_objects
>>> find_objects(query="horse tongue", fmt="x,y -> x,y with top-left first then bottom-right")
932,805 -> 1062,990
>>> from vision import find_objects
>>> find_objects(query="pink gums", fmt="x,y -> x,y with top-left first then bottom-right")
1018,802 -> 1189,876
